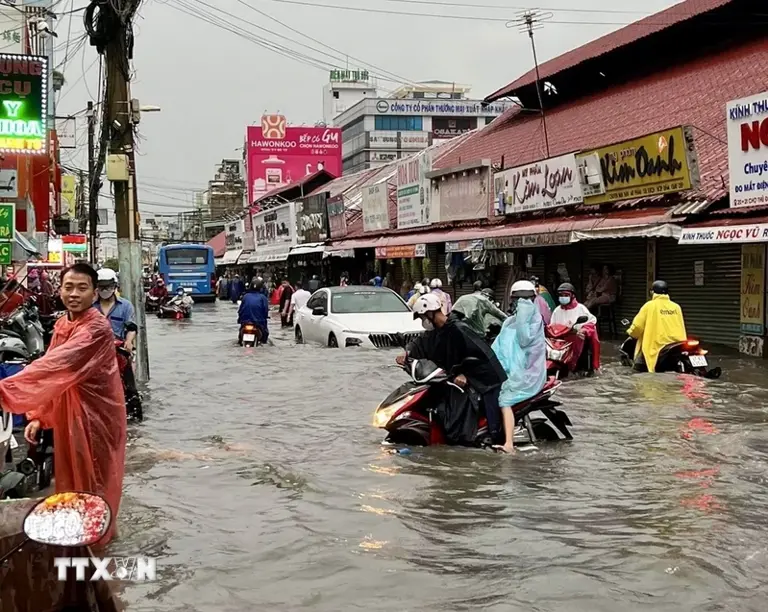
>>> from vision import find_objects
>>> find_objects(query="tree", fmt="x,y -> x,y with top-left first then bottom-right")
103,258 -> 119,272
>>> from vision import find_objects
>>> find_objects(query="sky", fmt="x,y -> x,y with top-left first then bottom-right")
52,0 -> 685,217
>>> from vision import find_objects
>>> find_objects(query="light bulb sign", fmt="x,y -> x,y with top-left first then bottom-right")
0,54 -> 48,155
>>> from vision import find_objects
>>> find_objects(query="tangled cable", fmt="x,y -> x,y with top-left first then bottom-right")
83,0 -> 119,54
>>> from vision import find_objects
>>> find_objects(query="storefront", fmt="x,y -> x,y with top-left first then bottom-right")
375,243 -> 427,294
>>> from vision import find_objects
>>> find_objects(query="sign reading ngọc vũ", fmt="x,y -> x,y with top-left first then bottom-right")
679,223 -> 768,244
0,54 -> 48,155
740,243 -> 765,336
577,126 -> 699,205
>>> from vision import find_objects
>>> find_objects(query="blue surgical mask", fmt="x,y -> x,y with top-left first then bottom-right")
559,296 -> 571,305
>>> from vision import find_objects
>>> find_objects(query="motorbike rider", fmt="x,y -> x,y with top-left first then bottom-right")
168,287 -> 194,311
397,293 -> 507,446
238,277 -> 269,344
148,278 -> 169,303
550,283 -> 600,371
627,280 -> 687,372
429,278 -> 452,315
407,282 -> 428,308
491,280 -> 547,453
93,268 -> 137,352
530,276 -> 553,325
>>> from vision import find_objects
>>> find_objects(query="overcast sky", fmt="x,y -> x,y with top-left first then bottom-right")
54,0 -> 684,216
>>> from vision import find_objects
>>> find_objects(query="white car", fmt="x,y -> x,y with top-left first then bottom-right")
294,286 -> 424,348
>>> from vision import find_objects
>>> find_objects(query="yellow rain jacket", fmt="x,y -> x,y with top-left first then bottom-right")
627,293 -> 687,372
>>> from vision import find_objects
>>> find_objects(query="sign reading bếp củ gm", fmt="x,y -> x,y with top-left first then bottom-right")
0,54 -> 48,154
577,126 -> 699,205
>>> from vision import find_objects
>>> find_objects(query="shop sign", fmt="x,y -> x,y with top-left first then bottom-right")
577,126 -> 699,205
327,194 -> 347,238
397,150 -> 434,228
740,244 -> 765,335
47,237 -> 62,264
224,219 -> 244,249
445,239 -> 483,253
494,153 -> 584,214
371,99 -> 512,117
400,132 -> 429,149
62,234 -> 87,253
0,7 -> 22,55
369,131 -> 399,149
375,244 -> 426,259
0,55 -> 48,155
679,223 -> 768,244
483,231 -> 570,250
371,151 -> 398,163
0,201 -> 11,264
252,202 -> 294,247
727,91 -> 768,208
739,335 -> 764,358
330,69 -> 369,82
0,168 -> 17,198
60,175 -> 76,218
437,169 -> 490,222
362,183 -> 389,232
296,193 -> 328,243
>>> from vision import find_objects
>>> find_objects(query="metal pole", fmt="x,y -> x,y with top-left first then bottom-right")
525,13 -> 550,158
87,100 -> 97,263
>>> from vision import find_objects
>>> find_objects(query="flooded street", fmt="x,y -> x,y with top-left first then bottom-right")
114,302 -> 768,611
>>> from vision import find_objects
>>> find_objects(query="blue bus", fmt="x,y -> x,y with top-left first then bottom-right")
157,243 -> 216,302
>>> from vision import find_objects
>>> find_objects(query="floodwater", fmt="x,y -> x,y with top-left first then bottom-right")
113,302 -> 768,611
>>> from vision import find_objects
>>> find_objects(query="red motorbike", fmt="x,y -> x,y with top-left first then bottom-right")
545,315 -> 594,379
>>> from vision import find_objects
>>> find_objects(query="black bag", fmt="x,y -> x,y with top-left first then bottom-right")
433,384 -> 481,445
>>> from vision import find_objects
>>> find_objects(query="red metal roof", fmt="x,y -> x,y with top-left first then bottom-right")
485,0 -> 734,102
436,38 -> 768,209
207,230 -> 226,258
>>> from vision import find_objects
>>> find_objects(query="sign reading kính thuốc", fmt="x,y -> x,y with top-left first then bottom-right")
0,54 -> 48,154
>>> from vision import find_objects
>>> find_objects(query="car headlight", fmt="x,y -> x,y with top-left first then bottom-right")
372,396 -> 412,428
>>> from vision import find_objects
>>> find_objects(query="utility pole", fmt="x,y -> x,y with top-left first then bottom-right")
102,0 -> 150,382
517,11 -> 552,158
87,100 -> 97,263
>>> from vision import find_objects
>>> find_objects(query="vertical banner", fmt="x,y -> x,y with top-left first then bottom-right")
740,243 -> 765,357
646,238 -> 656,297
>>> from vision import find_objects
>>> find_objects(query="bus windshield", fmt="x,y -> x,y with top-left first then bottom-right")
164,248 -> 209,266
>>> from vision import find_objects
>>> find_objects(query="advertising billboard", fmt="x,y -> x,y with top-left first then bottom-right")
246,114 -> 341,205
0,54 -> 48,155
397,150 -> 433,228
249,202 -> 296,263
296,193 -> 328,243
727,91 -> 768,208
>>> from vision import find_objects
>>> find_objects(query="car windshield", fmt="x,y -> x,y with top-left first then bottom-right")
330,291 -> 408,314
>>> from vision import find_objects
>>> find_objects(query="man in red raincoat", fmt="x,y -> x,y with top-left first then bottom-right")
0,263 -> 126,544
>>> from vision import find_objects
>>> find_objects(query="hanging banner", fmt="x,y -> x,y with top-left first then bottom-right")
494,153 -> 584,214
375,244 -> 426,259
61,174 -> 77,218
577,126 -> 699,205
727,91 -> 768,208
740,243 -> 765,336
397,150 -> 434,228
362,183 -> 389,232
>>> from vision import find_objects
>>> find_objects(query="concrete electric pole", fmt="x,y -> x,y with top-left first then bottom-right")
99,0 -> 150,382
87,100 -> 97,264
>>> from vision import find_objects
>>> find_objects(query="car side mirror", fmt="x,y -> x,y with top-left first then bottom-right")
312,306 -> 327,316
575,315 -> 589,325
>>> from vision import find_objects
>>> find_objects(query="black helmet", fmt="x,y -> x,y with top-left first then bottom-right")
472,280 -> 483,292
652,280 -> 668,295
557,282 -> 575,294
481,288 -> 494,300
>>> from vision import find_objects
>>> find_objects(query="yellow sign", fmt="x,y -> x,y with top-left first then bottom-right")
740,243 -> 765,336
577,126 -> 700,205
61,175 -> 77,218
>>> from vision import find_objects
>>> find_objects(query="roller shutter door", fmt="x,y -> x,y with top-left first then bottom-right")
582,238 -> 647,325
495,263 -> 513,310
657,238 -> 740,348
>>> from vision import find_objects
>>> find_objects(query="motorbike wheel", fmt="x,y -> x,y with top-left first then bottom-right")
38,456 -> 53,490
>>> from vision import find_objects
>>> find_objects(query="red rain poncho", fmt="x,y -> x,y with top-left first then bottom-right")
0,307 -> 126,545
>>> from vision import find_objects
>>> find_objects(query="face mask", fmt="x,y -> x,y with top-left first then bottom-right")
559,296 -> 571,305
98,288 -> 115,300
421,317 -> 434,331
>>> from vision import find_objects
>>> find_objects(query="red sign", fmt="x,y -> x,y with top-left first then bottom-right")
246,115 -> 342,205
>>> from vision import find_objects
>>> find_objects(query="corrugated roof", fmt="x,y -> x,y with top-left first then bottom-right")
436,37 -> 768,209
485,0 -> 735,102
206,230 -> 226,258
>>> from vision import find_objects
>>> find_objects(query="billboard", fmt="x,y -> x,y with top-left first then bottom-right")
296,193 -> 328,243
362,183 -> 389,232
727,91 -> 768,208
0,54 -> 48,155
246,114 -> 341,205
397,150 -> 433,228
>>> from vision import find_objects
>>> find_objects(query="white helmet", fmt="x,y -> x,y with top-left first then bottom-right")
430,278 -> 442,289
510,279 -> 536,298
412,282 -> 423,294
412,293 -> 442,319
98,268 -> 118,284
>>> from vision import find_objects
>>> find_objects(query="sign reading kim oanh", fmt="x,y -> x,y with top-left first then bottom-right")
0,54 -> 48,154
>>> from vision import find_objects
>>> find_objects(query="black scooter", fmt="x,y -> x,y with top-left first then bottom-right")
619,325 -> 721,378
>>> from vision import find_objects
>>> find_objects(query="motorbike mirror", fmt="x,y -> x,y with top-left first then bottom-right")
575,315 -> 589,325
23,492 -> 111,547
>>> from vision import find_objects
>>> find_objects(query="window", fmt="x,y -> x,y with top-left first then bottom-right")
374,116 -> 423,131
342,116 -> 365,142
165,248 -> 209,265
333,91 -> 339,99
330,290 -> 409,314
307,292 -> 327,311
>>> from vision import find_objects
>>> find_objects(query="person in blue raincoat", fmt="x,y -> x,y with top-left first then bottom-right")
491,280 -> 547,453
230,274 -> 245,304
237,278 -> 269,343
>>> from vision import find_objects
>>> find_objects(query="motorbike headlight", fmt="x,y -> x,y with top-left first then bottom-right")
372,396 -> 412,428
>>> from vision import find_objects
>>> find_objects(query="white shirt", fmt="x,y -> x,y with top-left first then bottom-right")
550,302 -> 596,329
291,289 -> 311,311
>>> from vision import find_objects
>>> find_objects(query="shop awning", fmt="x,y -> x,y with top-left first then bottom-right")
247,244 -> 292,264
237,251 -> 253,264
221,249 -> 242,265
327,249 -> 355,258
289,242 -> 325,257
214,257 -> 224,266
571,222 -> 681,242
15,231 -> 40,256
331,208 -> 677,250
